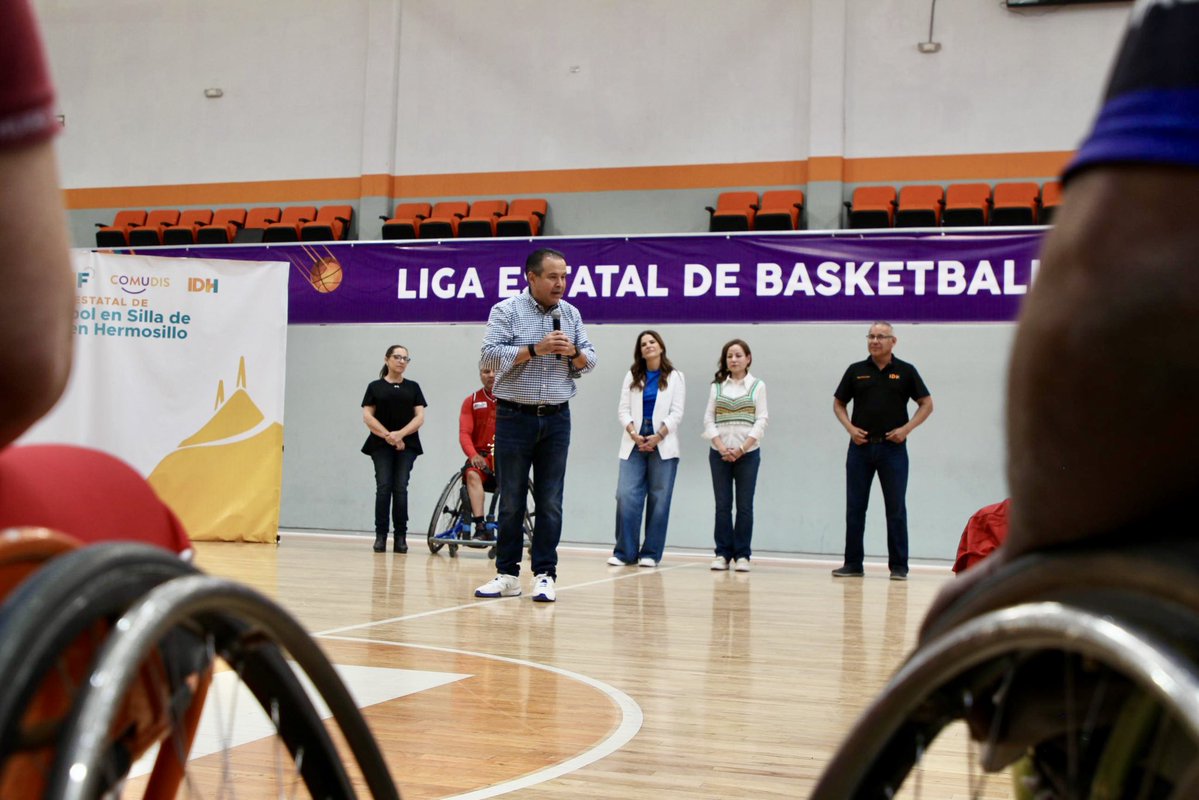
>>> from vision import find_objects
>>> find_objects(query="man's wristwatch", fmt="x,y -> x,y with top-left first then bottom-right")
527,344 -> 537,358
571,346 -> 581,359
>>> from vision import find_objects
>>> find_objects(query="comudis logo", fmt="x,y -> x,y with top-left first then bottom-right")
110,274 -> 171,295
187,277 -> 219,293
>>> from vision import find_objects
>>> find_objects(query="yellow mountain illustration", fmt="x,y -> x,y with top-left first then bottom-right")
148,357 -> 283,543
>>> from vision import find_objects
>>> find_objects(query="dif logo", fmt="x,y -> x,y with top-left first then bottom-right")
187,277 -> 219,293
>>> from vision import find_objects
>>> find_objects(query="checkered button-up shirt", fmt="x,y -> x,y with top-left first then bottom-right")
481,289 -> 596,405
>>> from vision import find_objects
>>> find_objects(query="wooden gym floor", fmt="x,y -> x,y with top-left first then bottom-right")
192,534 -> 999,799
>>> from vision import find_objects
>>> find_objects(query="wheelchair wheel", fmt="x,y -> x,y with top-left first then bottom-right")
811,600 -> 1199,799
49,574 -> 399,799
0,543 -> 201,796
427,471 -> 469,554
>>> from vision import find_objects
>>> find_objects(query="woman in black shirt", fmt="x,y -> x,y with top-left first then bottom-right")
361,345 -> 426,553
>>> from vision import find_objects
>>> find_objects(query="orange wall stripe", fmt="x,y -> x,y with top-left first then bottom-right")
63,151 -> 1076,210
841,151 -> 1073,183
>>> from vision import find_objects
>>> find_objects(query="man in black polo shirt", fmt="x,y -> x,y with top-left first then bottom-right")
831,322 -> 933,580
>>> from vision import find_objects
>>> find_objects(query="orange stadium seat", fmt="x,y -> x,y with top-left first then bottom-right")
895,185 -> 944,228
496,198 -> 548,237
1040,180 -> 1062,225
845,186 -> 896,229
232,207 -> 280,243
990,182 -> 1041,226
380,202 -> 431,240
127,209 -> 181,246
942,183 -> 992,227
417,201 -> 470,239
261,206 -> 317,243
706,192 -> 758,232
754,190 -> 806,231
301,205 -> 354,241
94,210 -> 147,247
161,209 -> 213,245
458,200 -> 510,238
195,208 -> 247,244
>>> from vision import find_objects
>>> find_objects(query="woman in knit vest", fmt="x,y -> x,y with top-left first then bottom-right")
702,339 -> 769,572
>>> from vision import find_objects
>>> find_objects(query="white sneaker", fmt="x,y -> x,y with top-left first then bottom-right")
710,557 -> 730,571
532,573 -> 556,603
734,558 -> 751,572
638,557 -> 657,568
474,574 -> 521,598
606,556 -> 631,566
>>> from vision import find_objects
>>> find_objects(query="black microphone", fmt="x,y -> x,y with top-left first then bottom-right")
550,307 -> 562,360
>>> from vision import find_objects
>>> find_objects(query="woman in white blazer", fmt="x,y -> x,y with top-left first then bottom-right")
610,330 -> 686,567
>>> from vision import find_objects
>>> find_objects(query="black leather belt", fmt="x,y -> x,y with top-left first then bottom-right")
498,398 -> 568,417
867,435 -> 888,444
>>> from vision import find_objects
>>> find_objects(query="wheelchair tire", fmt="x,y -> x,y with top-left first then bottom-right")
0,544 -> 198,782
427,471 -> 467,554
48,575 -> 399,800
811,601 -> 1199,799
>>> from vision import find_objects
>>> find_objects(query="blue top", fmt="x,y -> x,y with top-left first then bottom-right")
1067,2 -> 1199,181
642,370 -> 660,425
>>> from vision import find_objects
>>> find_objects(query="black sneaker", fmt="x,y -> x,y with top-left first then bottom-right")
831,565 -> 865,577
889,570 -> 908,581
474,524 -> 496,542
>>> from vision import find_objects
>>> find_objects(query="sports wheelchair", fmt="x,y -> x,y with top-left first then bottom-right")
811,538 -> 1199,799
0,529 -> 399,799
426,461 -> 534,559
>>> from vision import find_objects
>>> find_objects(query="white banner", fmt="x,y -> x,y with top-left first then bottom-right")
23,252 -> 289,542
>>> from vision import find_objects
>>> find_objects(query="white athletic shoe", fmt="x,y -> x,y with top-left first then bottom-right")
474,574 -> 521,598
710,557 -> 730,571
606,556 -> 632,566
638,557 -> 657,568
733,558 -> 751,572
532,573 -> 556,602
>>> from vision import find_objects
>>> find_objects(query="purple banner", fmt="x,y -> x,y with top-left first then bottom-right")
136,230 -> 1045,324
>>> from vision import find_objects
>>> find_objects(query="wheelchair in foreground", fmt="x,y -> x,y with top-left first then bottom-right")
0,528 -> 400,799
811,539 -> 1199,799
426,462 -> 533,559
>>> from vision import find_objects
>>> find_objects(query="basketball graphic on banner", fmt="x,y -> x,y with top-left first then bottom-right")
307,256 -> 343,293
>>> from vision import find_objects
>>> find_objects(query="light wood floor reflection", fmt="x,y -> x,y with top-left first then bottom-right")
191,535 -> 964,798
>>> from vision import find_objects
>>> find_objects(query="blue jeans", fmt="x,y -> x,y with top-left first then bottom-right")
709,448 -> 760,560
843,441 -> 909,572
614,450 -> 679,563
494,404 -> 570,578
370,448 -> 418,536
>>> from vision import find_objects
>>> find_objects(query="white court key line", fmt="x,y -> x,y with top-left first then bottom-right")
314,561 -> 696,638
322,636 -> 644,800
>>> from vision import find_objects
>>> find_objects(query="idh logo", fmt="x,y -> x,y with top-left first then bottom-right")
187,277 -> 219,294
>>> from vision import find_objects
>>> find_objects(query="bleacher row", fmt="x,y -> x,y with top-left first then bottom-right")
706,181 -> 1062,232
96,206 -> 355,247
380,199 -> 547,240
93,198 -> 550,248
844,181 -> 1061,228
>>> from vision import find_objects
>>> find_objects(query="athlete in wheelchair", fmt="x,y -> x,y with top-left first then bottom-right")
813,5 -> 1199,797
428,367 -> 533,559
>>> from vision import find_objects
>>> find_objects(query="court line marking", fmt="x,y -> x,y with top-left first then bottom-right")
321,635 -> 644,800
313,561 -> 695,637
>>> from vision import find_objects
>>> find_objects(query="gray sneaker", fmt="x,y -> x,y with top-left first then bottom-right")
831,565 -> 865,577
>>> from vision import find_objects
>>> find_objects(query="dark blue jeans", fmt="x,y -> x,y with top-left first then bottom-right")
843,441 -> 909,572
370,448 -> 418,536
709,447 -> 760,560
494,404 -> 570,578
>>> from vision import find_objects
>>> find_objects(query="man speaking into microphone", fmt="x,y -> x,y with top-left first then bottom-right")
474,248 -> 597,603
